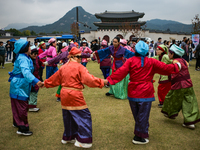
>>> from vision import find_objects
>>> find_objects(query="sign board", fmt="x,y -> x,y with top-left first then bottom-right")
192,34 -> 199,47
79,30 -> 85,33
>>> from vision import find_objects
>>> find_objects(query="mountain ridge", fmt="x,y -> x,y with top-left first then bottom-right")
5,6 -> 192,34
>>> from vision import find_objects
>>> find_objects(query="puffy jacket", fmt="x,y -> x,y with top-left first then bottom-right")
9,54 -> 40,101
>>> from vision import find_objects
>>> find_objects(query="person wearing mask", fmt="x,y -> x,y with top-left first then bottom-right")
80,40 -> 93,67
43,47 -> 107,148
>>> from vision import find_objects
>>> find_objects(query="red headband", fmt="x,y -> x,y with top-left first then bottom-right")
157,45 -> 166,54
39,43 -> 45,48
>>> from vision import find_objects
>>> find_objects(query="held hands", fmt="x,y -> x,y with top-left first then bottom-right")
172,60 -> 179,64
104,79 -> 108,85
173,60 -> 181,70
43,61 -> 48,66
37,81 -> 45,88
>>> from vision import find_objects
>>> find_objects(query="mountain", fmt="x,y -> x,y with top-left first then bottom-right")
18,7 -> 192,34
20,6 -> 100,34
146,19 -> 192,33
4,22 -> 45,30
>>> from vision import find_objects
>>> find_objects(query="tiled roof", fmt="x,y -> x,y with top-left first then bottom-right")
95,11 -> 145,19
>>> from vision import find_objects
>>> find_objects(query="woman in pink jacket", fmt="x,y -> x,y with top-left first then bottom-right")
80,40 -> 93,67
38,38 -> 58,79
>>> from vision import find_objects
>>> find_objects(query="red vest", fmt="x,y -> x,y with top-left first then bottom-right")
171,58 -> 193,90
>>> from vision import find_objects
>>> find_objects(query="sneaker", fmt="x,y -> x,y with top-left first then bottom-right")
74,140 -> 92,148
158,104 -> 163,108
61,139 -> 75,144
16,130 -> 33,136
182,124 -> 195,129
2,66 -> 5,69
105,92 -> 112,96
132,135 -> 149,144
57,98 -> 61,102
29,108 -> 40,112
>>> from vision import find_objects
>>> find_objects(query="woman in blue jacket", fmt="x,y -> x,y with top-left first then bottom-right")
9,39 -> 43,136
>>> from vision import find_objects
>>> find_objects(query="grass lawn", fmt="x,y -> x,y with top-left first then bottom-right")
0,59 -> 200,150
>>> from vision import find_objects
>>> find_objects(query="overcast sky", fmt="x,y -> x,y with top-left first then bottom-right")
0,0 -> 199,28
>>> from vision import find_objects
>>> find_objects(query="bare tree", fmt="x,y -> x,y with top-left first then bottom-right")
70,22 -> 79,40
132,24 -> 146,38
118,23 -> 146,39
192,14 -> 200,34
119,22 -> 134,39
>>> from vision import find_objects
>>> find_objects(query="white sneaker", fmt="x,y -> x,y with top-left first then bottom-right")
16,130 -> 33,136
182,124 -> 195,129
29,108 -> 40,112
61,139 -> 75,144
74,140 -> 92,148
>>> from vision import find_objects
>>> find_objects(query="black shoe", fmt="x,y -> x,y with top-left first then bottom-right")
16,130 -> 33,136
57,98 -> 61,102
105,92 -> 112,96
132,135 -> 149,144
158,104 -> 163,108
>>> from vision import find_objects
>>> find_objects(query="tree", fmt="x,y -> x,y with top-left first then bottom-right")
131,24 -> 146,38
119,22 -> 133,39
30,30 -> 37,36
118,23 -> 146,39
52,31 -> 59,34
22,30 -> 31,36
38,32 -> 46,35
191,14 -> 200,34
5,28 -> 23,36
70,22 -> 79,40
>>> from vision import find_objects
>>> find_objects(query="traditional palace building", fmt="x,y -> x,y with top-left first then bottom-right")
81,10 -> 191,44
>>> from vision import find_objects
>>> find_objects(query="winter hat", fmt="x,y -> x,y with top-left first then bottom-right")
68,47 -> 81,56
120,39 -> 127,45
48,38 -> 56,44
30,45 -> 38,54
101,40 -> 107,46
14,39 -> 29,54
135,40 -> 149,56
169,44 -> 185,57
